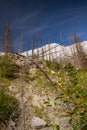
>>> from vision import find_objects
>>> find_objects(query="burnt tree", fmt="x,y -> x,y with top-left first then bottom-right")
2,22 -> 13,55
73,32 -> 87,69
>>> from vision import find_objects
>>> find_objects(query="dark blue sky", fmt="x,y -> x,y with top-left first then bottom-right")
0,0 -> 87,51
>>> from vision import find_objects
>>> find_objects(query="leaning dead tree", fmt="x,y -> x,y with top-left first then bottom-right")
2,21 -> 13,56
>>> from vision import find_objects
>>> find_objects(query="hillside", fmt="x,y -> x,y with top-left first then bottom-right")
0,51 -> 87,130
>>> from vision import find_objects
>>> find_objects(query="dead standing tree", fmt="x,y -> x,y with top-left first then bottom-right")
2,21 -> 13,56
31,40 -> 34,59
73,32 -> 87,69
48,42 -> 51,61
41,43 -> 45,60
36,39 -> 39,60
18,31 -> 23,54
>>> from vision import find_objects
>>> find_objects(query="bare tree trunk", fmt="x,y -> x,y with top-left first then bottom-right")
73,32 -> 87,69
18,31 -> 23,54
41,44 -> 44,60
31,40 -> 34,59
36,39 -> 39,60
48,42 -> 51,61
2,21 -> 13,56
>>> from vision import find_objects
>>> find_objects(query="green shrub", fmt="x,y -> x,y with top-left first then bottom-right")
0,56 -> 19,79
64,63 -> 78,86
0,90 -> 19,122
56,64 -> 87,129
46,60 -> 60,71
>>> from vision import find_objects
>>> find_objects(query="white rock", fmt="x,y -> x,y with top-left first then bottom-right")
8,85 -> 17,92
31,116 -> 47,129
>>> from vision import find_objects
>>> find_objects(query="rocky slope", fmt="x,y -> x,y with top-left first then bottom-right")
0,50 -> 87,130
5,59 -> 73,130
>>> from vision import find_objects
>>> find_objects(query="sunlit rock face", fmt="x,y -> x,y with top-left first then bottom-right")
21,41 -> 87,61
